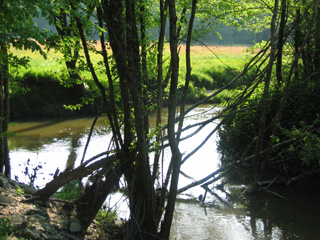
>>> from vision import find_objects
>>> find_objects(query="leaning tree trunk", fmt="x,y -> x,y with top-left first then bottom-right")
0,41 -> 10,177
73,164 -> 123,235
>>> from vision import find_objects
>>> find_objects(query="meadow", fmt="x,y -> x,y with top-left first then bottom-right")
11,45 -> 252,81
9,45 -> 253,118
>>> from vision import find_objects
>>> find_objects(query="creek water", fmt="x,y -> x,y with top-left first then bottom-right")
8,105 -> 320,240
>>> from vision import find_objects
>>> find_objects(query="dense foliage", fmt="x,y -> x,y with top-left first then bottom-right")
218,0 -> 320,185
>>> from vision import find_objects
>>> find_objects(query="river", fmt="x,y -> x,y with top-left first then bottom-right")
8,105 -> 320,240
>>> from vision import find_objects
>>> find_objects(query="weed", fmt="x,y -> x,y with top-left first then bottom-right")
95,208 -> 118,236
16,188 -> 24,196
55,180 -> 83,201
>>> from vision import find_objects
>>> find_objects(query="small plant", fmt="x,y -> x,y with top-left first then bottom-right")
22,158 -> 42,187
17,188 -> 24,196
55,180 -> 83,201
95,208 -> 118,235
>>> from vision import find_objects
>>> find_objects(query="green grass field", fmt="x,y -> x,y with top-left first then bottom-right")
9,45 -> 254,118
10,45 -> 251,82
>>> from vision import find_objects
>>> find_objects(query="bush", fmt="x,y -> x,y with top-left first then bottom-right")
190,71 -> 214,89
218,78 -> 320,182
10,71 -> 98,119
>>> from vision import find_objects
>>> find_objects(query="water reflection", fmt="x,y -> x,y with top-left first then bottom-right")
171,184 -> 320,240
8,117 -> 112,187
8,106 -> 320,239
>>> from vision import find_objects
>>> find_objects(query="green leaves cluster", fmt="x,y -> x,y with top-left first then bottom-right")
283,120 -> 320,167
95,208 -> 118,235
0,0 -> 49,59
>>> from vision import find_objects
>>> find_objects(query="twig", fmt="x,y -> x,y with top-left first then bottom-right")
287,168 -> 320,185
265,190 -> 288,200
80,116 -> 99,165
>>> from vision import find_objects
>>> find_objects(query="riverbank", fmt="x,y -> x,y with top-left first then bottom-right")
0,173 -> 120,240
10,72 -> 102,121
9,45 -> 253,120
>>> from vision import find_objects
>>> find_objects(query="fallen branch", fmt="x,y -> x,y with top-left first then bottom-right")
286,168 -> 320,185
36,154 -> 117,201
177,167 -> 226,194
265,190 -> 288,200
177,139 -> 292,194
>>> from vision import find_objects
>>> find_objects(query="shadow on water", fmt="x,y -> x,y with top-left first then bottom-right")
172,183 -> 320,240
243,184 -> 320,240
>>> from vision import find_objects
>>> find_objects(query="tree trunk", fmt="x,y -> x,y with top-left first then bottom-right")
294,8 -> 301,81
36,154 -> 116,201
153,0 -> 167,184
254,0 -> 279,177
101,1 -> 158,238
74,165 -> 123,235
314,6 -> 320,78
0,41 -> 10,177
177,0 -> 197,141
160,0 -> 182,238
276,0 -> 286,85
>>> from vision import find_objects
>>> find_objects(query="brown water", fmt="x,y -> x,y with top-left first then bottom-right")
8,105 -> 320,240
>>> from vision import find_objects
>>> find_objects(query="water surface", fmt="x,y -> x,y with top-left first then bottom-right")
8,105 -> 320,239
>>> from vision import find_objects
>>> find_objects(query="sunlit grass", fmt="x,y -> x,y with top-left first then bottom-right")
10,45 -> 252,89
178,45 -> 253,90
180,45 -> 251,73
10,46 -> 107,83
10,48 -> 64,77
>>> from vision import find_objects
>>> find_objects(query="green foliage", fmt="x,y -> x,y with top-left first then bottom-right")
17,188 -> 24,196
55,180 -> 82,201
175,82 -> 208,104
0,0 -> 49,63
9,70 -> 98,119
211,88 -> 243,104
282,120 -> 320,167
217,86 -> 261,169
95,208 -> 118,236
218,64 -> 320,180
0,218 -> 15,240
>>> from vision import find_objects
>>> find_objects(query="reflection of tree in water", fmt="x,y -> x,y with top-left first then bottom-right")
246,194 -> 275,239
222,186 -> 320,240
66,134 -> 83,170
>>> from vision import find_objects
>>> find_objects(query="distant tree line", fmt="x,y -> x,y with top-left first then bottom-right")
33,16 -> 269,46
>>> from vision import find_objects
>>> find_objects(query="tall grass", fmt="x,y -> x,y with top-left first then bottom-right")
10,45 -> 252,105
179,45 -> 253,89
10,45 -> 250,79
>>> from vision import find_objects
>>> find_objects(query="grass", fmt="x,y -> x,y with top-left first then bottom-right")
54,180 -> 83,201
179,45 -> 254,88
9,45 -> 253,106
10,45 -> 251,78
